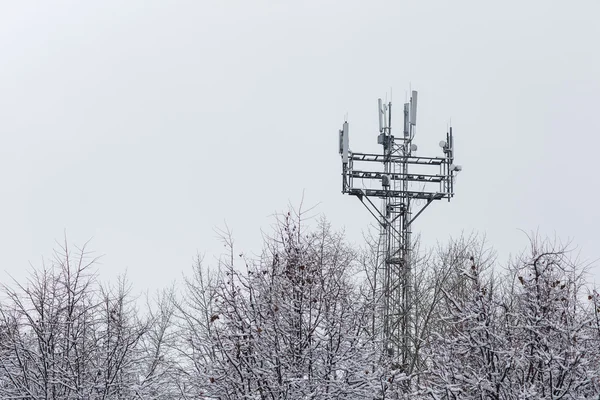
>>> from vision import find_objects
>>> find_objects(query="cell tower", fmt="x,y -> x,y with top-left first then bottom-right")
338,90 -> 461,368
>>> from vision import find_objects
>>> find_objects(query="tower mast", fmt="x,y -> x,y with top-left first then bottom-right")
339,90 -> 461,368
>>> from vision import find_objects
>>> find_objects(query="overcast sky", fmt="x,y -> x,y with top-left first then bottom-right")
1,1 -> 599,291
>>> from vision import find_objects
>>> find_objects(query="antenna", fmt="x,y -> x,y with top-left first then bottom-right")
337,88 -> 462,373
343,122 -> 349,163
409,90 -> 418,126
403,103 -> 410,137
339,121 -> 349,164
378,99 -> 384,132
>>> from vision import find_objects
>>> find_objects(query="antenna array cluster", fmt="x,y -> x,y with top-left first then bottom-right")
338,90 -> 461,368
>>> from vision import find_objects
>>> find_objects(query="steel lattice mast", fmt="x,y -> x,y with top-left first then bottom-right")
338,90 -> 461,368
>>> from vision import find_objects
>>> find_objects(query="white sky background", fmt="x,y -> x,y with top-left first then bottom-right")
1,1 -> 599,291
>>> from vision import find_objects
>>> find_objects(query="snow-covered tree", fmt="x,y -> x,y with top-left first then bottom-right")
134,286 -> 181,399
422,236 -> 600,400
0,241 -> 102,399
179,211 -> 385,399
507,237 -> 599,398
424,249 -> 510,399
0,241 -> 154,399
3,221 -> 600,400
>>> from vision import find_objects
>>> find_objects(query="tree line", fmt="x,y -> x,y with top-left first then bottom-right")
1,209 -> 599,399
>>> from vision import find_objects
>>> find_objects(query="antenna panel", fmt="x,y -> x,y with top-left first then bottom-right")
378,99 -> 384,132
410,91 -> 418,126
403,103 -> 410,137
342,121 -> 349,163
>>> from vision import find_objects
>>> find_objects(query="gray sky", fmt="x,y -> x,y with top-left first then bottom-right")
1,1 -> 599,291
